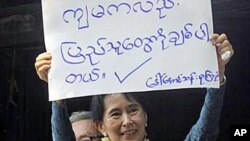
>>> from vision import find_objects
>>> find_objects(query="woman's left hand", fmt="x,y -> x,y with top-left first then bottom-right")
211,33 -> 234,83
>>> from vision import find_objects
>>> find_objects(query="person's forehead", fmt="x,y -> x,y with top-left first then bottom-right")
104,94 -> 139,109
104,94 -> 129,104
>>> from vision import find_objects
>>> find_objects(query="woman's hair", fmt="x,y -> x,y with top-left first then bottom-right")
91,92 -> 148,122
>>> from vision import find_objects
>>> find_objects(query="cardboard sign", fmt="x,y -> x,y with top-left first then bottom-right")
41,0 -> 219,101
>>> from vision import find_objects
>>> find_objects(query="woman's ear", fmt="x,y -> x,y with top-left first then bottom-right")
94,121 -> 106,135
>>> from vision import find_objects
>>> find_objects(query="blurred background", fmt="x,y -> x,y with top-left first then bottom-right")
0,0 -> 249,141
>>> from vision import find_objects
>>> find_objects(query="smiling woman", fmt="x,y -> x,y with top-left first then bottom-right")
91,93 -> 148,141
88,33 -> 234,141
90,82 -> 228,141
90,77 -> 230,141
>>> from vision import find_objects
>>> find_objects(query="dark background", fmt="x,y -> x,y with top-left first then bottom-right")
0,0 -> 249,141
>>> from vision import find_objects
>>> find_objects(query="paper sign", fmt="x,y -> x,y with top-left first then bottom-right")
41,0 -> 219,101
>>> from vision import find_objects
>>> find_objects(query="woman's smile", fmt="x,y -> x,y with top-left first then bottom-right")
120,129 -> 137,139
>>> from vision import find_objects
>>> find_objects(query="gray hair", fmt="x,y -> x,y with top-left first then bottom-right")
69,111 -> 92,123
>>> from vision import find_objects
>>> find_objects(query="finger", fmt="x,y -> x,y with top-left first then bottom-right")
43,75 -> 48,83
215,33 -> 227,45
210,34 -> 219,45
35,60 -> 51,71
37,65 -> 50,82
45,69 -> 48,76
36,52 -> 52,62
38,64 -> 51,74
217,39 -> 231,53
38,72 -> 48,83
211,33 -> 219,40
44,70 -> 49,82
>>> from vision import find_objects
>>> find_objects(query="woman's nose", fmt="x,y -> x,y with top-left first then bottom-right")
122,114 -> 133,127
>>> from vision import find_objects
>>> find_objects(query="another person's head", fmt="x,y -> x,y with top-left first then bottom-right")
91,93 -> 148,141
70,111 -> 102,141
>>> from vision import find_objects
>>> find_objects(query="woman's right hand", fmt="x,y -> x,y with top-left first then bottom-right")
34,52 -> 52,83
35,52 -> 64,105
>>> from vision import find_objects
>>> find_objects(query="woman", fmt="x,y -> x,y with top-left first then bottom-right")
35,33 -> 234,141
91,93 -> 149,141
91,84 -> 225,141
89,33 -> 234,141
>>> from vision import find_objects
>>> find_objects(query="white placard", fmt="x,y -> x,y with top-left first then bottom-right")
41,0 -> 219,101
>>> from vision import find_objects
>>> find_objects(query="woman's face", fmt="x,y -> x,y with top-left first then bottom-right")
98,94 -> 147,141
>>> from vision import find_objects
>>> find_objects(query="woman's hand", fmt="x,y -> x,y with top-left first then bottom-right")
34,52 -> 52,83
34,52 -> 63,105
211,33 -> 234,83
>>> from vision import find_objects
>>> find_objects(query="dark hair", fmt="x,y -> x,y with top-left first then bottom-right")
91,92 -> 148,122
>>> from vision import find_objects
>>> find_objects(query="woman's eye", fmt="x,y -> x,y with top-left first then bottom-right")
129,107 -> 138,114
110,112 -> 121,118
